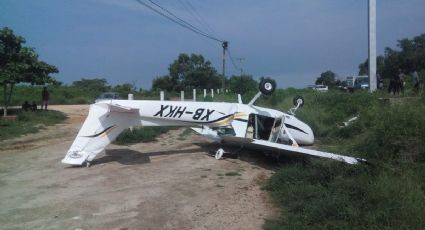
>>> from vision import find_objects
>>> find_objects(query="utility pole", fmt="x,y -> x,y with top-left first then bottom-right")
222,41 -> 228,90
237,58 -> 245,75
368,0 -> 377,92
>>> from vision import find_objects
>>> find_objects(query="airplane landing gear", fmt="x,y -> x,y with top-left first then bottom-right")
215,148 -> 225,160
85,161 -> 91,167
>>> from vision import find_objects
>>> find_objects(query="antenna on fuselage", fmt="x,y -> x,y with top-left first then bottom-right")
247,79 -> 276,106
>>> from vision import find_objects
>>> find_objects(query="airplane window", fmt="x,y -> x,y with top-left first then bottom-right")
216,127 -> 236,136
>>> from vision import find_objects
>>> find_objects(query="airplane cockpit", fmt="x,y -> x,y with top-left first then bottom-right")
215,113 -> 284,144
245,114 -> 282,142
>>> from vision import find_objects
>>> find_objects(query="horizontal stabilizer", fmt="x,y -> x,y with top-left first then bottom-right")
96,102 -> 139,113
107,103 -> 139,113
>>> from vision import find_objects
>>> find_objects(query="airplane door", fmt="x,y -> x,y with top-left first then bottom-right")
245,114 -> 256,139
245,114 -> 277,141
269,117 -> 282,143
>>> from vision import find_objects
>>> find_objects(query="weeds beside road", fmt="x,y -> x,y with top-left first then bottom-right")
261,90 -> 425,229
0,110 -> 66,141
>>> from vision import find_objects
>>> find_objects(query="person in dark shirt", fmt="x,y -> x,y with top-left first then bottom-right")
22,101 -> 30,112
41,87 -> 49,110
31,101 -> 38,112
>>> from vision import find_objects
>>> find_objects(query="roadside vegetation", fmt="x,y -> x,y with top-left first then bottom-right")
260,89 -> 425,229
0,110 -> 67,141
114,126 -> 171,145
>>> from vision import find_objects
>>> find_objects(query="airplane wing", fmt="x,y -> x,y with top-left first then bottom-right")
221,136 -> 365,164
251,139 -> 365,164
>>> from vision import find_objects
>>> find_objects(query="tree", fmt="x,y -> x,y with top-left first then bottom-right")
358,56 -> 385,76
315,70 -> 336,86
71,78 -> 110,93
152,75 -> 177,91
112,83 -> 135,98
358,33 -> 425,79
0,27 -> 58,116
152,53 -> 221,91
228,74 -> 258,94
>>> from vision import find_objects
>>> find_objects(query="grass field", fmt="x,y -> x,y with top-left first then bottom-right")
255,89 -> 425,229
0,110 -> 67,141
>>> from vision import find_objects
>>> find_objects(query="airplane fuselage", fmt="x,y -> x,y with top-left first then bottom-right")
62,100 -> 314,166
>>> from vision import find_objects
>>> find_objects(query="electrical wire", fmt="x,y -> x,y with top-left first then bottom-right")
148,0 -> 205,37
135,0 -> 224,43
227,48 -> 240,71
179,0 -> 220,40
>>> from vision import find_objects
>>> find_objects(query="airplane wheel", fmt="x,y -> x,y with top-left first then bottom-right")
259,79 -> 276,95
85,161 -> 91,167
293,96 -> 304,107
215,148 -> 225,160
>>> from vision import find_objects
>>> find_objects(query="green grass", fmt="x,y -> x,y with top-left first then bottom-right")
225,171 -> 241,176
0,110 -> 67,141
261,89 -> 425,230
113,126 -> 171,145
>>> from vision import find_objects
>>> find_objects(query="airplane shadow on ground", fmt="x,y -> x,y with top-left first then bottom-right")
92,141 -> 306,170
93,147 -> 205,166
193,142 -> 307,171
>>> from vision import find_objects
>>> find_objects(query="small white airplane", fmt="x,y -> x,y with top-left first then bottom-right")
62,80 -> 366,167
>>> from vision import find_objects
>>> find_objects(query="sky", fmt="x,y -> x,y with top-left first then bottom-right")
1,0 -> 425,89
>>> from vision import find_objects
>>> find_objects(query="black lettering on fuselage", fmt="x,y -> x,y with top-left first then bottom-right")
173,106 -> 186,118
193,108 -> 205,120
164,106 -> 178,117
201,109 -> 215,121
154,105 -> 169,117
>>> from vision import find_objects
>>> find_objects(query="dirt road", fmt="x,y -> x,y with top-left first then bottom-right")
0,105 -> 276,230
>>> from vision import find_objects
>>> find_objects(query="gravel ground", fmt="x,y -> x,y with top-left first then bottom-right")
0,105 -> 277,230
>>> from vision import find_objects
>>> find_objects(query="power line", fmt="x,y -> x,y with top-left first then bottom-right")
135,0 -> 223,43
147,0 -> 205,38
227,48 -> 240,71
180,0 -> 220,40
177,0 -> 207,33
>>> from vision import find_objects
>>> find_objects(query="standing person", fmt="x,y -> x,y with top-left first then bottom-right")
377,73 -> 384,89
41,87 -> 49,110
21,101 -> 30,111
398,69 -> 405,94
412,68 -> 420,93
31,101 -> 37,112
390,74 -> 400,95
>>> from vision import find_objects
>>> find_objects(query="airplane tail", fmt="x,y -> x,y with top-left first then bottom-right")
62,102 -> 139,166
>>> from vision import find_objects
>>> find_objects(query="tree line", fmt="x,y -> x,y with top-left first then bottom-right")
316,33 -> 425,87
359,33 -> 425,78
151,53 -> 270,95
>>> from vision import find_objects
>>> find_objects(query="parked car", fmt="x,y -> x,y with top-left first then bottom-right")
95,92 -> 121,103
310,84 -> 329,92
346,76 -> 369,90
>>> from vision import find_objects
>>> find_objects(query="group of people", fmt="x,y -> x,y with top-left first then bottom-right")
21,87 -> 49,112
388,68 -> 421,95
